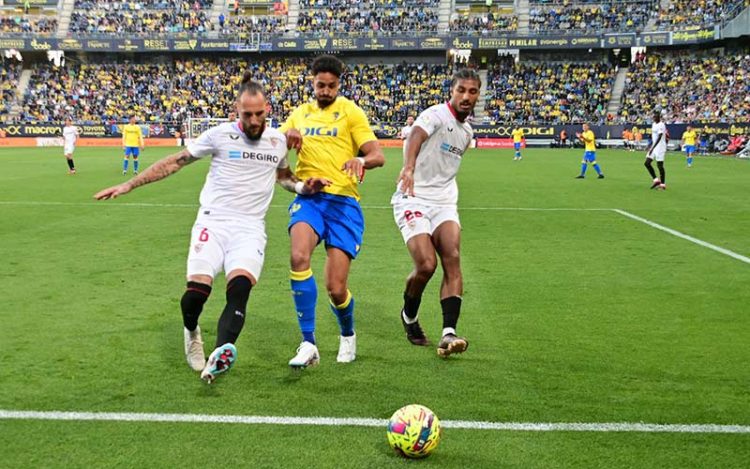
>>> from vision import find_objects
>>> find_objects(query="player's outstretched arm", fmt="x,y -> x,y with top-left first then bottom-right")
397,126 -> 428,197
94,149 -> 198,200
276,167 -> 331,195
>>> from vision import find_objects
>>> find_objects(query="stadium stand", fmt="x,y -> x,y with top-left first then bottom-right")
620,52 -> 750,124
296,0 -> 440,35
1,57 -> 22,124
0,14 -> 57,35
18,58 -> 451,126
218,1 -> 289,36
341,62 -> 450,124
528,0 -> 658,33
484,57 -> 615,124
69,0 -> 214,36
655,0 -> 749,28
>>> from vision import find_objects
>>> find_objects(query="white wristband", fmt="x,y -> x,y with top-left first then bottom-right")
356,157 -> 366,167
294,181 -> 305,194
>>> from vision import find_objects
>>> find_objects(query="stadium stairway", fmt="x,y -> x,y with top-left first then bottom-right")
287,0 -> 300,34
516,0 -> 530,34
56,0 -> 75,37
208,1 -> 227,39
438,0 -> 452,32
722,2 -> 750,38
474,69 -> 489,118
606,66 -> 628,117
8,69 -> 32,120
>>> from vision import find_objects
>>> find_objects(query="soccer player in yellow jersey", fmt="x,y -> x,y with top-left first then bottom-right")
682,125 -> 697,167
122,115 -> 144,175
281,55 -> 385,368
511,127 -> 524,160
575,123 -> 604,179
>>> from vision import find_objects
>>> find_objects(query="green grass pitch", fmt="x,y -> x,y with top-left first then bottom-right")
0,146 -> 748,468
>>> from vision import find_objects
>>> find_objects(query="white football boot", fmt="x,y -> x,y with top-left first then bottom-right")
183,326 -> 206,371
337,334 -> 356,363
288,341 -> 320,368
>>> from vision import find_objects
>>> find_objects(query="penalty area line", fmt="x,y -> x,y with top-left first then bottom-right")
613,209 -> 750,265
0,410 -> 749,434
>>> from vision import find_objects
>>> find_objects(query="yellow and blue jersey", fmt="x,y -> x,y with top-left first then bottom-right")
683,130 -> 697,146
582,130 -> 596,152
511,128 -> 524,143
122,124 -> 143,148
281,96 -> 376,200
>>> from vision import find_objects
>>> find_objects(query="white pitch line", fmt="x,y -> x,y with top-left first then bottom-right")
0,410 -> 748,434
613,209 -> 750,265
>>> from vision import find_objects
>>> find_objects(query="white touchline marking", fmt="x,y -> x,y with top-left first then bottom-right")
0,410 -> 748,434
613,209 -> 750,265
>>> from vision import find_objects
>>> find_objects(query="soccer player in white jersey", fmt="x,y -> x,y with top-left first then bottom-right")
94,76 -> 329,383
645,112 -> 668,190
391,69 -> 480,358
62,118 -> 79,174
399,115 -> 415,140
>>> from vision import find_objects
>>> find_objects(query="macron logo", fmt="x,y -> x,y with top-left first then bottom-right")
229,151 -> 242,159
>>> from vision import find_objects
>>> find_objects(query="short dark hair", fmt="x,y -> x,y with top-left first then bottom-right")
237,72 -> 266,100
653,112 -> 661,122
450,68 -> 481,89
312,55 -> 344,78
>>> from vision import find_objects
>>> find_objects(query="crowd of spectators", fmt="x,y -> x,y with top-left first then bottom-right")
69,0 -> 213,35
529,1 -> 657,33
17,52 -> 750,127
17,59 -> 450,126
21,62 -> 175,124
1,57 -> 22,123
485,57 -> 615,124
296,0 -> 439,35
0,15 -> 57,35
217,12 -> 289,36
341,62 -> 449,123
449,12 -> 518,33
655,0 -> 748,28
619,53 -> 750,124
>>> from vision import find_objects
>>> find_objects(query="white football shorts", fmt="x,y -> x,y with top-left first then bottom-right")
64,144 -> 75,155
186,212 -> 267,281
648,148 -> 666,162
392,198 -> 461,243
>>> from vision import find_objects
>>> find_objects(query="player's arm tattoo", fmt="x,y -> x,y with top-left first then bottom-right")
128,149 -> 197,189
277,167 -> 300,193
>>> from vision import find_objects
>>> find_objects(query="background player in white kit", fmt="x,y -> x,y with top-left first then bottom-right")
645,111 -> 668,190
94,76 -> 329,383
391,69 -> 480,358
62,118 -> 79,174
399,115 -> 415,140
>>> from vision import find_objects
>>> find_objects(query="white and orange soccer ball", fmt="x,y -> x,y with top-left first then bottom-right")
386,404 -> 442,459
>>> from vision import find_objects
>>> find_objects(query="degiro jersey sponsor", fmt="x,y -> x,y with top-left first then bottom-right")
395,102 -> 473,205
188,122 -> 288,220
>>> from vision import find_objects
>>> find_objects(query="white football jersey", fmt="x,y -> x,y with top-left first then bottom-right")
394,103 -> 473,205
651,121 -> 667,151
62,125 -> 78,146
188,122 -> 288,220
400,124 -> 413,140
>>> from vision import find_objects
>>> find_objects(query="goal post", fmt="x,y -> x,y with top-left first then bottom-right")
186,117 -> 229,140
185,116 -> 275,140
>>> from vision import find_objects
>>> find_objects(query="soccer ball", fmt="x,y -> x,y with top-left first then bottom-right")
386,404 -> 442,459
